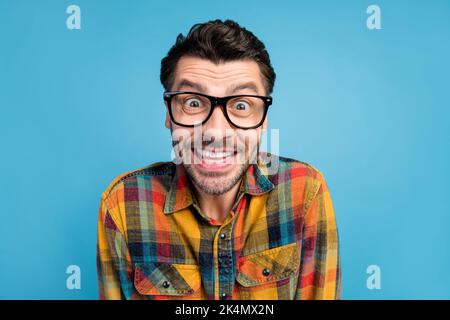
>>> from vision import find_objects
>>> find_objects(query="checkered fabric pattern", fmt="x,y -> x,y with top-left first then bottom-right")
97,152 -> 341,300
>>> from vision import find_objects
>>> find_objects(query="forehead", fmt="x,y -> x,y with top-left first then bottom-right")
172,56 -> 266,95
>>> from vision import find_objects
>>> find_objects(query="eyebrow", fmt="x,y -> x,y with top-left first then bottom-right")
175,79 -> 261,96
175,79 -> 207,92
228,82 -> 260,95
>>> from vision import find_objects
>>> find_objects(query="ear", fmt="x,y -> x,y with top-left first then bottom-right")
164,101 -> 171,129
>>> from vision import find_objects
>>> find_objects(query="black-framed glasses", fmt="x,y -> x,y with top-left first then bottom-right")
163,91 -> 273,130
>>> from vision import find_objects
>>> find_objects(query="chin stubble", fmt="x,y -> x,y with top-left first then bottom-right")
184,163 -> 248,196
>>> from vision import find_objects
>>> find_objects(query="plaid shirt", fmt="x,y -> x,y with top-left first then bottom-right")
97,152 -> 341,300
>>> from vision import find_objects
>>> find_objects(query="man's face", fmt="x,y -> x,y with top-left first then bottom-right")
165,56 -> 268,195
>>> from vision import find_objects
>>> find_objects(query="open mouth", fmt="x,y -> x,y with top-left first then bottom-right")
192,148 -> 238,169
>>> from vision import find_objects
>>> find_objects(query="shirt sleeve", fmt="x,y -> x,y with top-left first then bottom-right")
96,193 -> 135,300
294,174 -> 342,299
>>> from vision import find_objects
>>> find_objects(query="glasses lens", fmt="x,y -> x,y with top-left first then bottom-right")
169,93 -> 267,128
226,97 -> 265,128
171,93 -> 211,125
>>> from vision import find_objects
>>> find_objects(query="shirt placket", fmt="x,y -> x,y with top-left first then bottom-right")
190,182 -> 247,300
214,217 -> 235,300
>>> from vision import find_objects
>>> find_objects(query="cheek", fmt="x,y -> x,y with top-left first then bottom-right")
170,126 -> 195,148
165,116 -> 171,129
239,130 -> 261,149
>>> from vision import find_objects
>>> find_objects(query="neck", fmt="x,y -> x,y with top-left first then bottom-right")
191,179 -> 242,224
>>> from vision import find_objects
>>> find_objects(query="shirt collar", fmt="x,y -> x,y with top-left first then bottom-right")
163,159 -> 275,214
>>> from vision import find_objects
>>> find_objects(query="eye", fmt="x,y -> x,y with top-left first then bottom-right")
232,101 -> 250,111
185,98 -> 202,108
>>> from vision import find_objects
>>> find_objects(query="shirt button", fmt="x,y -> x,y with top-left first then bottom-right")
220,233 -> 226,240
262,268 -> 271,276
162,281 -> 170,288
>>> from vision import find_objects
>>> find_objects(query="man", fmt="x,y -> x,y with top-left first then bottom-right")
97,19 -> 341,300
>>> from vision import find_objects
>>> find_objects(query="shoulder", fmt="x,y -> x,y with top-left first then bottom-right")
259,152 -> 328,208
102,161 -> 175,197
98,161 -> 176,235
278,155 -> 324,179
260,152 -> 325,182
100,161 -> 176,214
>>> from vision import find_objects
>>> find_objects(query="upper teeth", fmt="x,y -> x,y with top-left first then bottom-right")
200,150 -> 233,159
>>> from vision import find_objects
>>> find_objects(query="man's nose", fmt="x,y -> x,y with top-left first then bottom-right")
204,105 -> 233,131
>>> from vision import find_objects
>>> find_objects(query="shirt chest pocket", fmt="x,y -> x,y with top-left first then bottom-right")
134,262 -> 202,299
235,242 -> 300,300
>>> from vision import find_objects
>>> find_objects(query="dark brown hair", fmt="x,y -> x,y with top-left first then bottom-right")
160,19 -> 276,95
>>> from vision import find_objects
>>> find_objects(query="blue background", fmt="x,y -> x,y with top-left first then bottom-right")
1,0 -> 449,299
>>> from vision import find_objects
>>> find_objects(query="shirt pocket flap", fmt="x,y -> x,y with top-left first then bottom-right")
134,262 -> 201,296
236,242 -> 300,287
